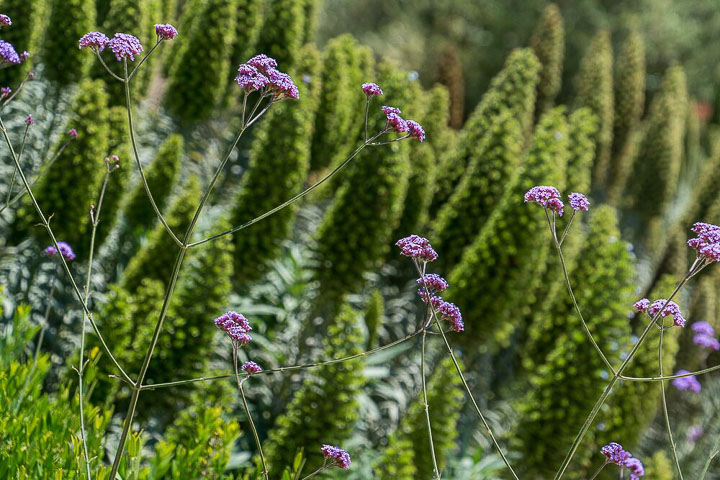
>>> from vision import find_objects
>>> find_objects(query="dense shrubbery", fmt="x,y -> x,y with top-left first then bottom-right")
2,2 -> 720,479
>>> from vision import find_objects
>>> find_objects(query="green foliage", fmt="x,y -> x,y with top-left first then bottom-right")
309,34 -> 373,172
446,107 -> 568,348
514,206 -> 634,477
363,289 -> 384,349
575,30 -> 613,190
607,30 -> 645,202
121,177 -> 201,292
0,305 -> 112,478
302,0 -> 319,44
422,84 -> 453,159
232,45 -> 320,285
263,304 -> 366,472
0,0 -> 47,86
393,142 -> 436,240
16,79 -> 110,255
430,48 -> 540,216
437,45 -> 464,130
530,3 -> 564,114
432,109 -> 523,269
165,0 -> 237,123
224,0 -> 263,102
643,451 -> 673,480
629,65 -> 687,218
42,0 -> 96,85
604,274 -> 680,450
312,62 -> 413,305
96,106 -> 131,248
256,0 -> 305,71
373,435 -> 417,479
565,108 -> 598,195
122,133 -> 183,236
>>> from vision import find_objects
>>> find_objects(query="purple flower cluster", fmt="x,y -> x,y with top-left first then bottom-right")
241,361 -> 262,374
524,186 -> 564,216
79,32 -> 110,51
568,192 -> 590,211
108,33 -> 143,61
45,241 -> 76,261
378,105 -> 425,140
633,298 -> 686,327
417,274 -> 448,295
437,300 -> 464,332
407,120 -> 425,142
692,321 -> 720,350
24,114 -> 33,125
688,222 -> 720,263
235,54 -> 299,100
20,51 -> 28,61
415,272 -> 464,332
214,311 -> 252,345
601,443 -> 644,479
396,235 -> 438,262
69,128 -> 78,139
155,24 -> 178,41
672,370 -> 701,393
1,86 -> 10,98
361,82 -> 383,97
0,40 -> 21,66
0,14 -> 11,27
321,445 -> 351,470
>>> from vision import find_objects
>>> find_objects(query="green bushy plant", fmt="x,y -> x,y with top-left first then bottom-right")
530,3 -> 564,114
41,0 -> 96,86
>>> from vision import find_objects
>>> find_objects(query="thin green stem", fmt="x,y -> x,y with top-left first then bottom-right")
588,460 -> 608,480
558,210 -> 576,246
1,71 -> 33,109
128,40 -> 161,80
699,435 -> 720,480
659,325 -> 683,479
300,462 -> 330,480
421,327 -> 441,479
233,347 -> 269,480
4,123 -> 28,208
94,50 -> 125,82
620,363 -> 720,381
33,266 -> 58,364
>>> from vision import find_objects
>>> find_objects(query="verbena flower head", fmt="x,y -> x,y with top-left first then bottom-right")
0,14 -> 11,27
235,64 -> 268,92
45,242 -> 76,261
241,361 -> 262,374
417,274 -> 448,293
688,222 -> 720,262
155,24 -> 178,41
1,86 -> 10,98
437,300 -> 464,332
396,235 -> 438,262
386,112 -> 408,133
692,321 -> 714,336
24,115 -> 33,125
568,192 -> 590,211
69,128 -> 78,139
79,32 -> 110,51
693,334 -> 720,350
267,68 -> 299,100
20,51 -> 29,61
214,311 -> 252,345
407,120 -> 426,142
601,442 -> 631,465
381,106 -> 400,115
362,82 -> 383,96
672,370 -> 701,393
524,186 -> 564,215
633,298 -> 650,312
108,33 -> 143,61
321,445 -> 351,469
0,40 -> 21,66
247,54 -> 277,75
624,457 -> 645,479
648,299 -> 686,327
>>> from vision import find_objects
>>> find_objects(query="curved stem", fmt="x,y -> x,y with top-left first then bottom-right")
233,347 -> 268,479
659,325 -> 683,478
699,435 -> 720,480
4,123 -> 29,209
620,363 -> 720,381
128,40 -> 161,80
421,327 -> 441,479
588,460 -> 608,480
94,50 -> 125,82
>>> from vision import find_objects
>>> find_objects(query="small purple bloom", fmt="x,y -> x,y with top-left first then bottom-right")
437,300 -> 464,332
24,115 -> 33,125
214,311 -> 253,345
688,425 -> 703,442
672,370 -> 701,393
624,457 -> 644,479
688,222 -> 720,263
247,54 -> 277,75
386,112 -> 408,133
601,442 -> 631,466
0,40 -> 21,65
155,24 -> 178,41
547,197 -> 564,216
524,186 -> 564,216
241,361 -> 262,374
68,128 -> 78,139
568,192 -> 590,211
381,106 -> 401,115
361,82 -> 383,97
396,235 -> 438,262
694,334 -> 720,350
79,32 -> 110,51
633,298 -> 650,312
267,68 -> 299,100
648,299 -> 686,327
417,274 -> 448,293
28,71 -> 35,79
45,241 -> 76,261
0,14 -> 11,27
692,321 -> 715,336
321,445 -> 351,470
1,86 -> 10,98
20,51 -> 29,61
407,120 -> 425,142
108,33 -> 143,61
235,64 -> 268,93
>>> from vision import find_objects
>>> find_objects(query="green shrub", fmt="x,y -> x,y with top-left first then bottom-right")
530,3 -> 564,114
255,0 -> 305,71
223,0 -> 264,103
41,0 -> 96,85
363,289 -> 384,350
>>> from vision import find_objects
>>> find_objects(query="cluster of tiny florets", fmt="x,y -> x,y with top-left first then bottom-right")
79,32 -> 110,51
214,311 -> 252,345
524,185 -> 564,216
361,82 -> 383,97
672,370 -> 701,393
0,40 -> 21,65
321,445 -> 351,470
688,222 -> 720,263
568,192 -> 590,211
601,443 -> 644,479
45,241 -> 76,261
69,128 -> 78,139
396,235 -> 438,262
407,119 -> 426,142
108,33 -> 143,61
0,14 -> 11,27
24,115 -> 33,125
633,298 -> 686,327
241,361 -> 262,374
235,54 -> 299,100
1,86 -> 10,98
692,321 -> 720,350
155,24 -> 178,41
417,274 -> 448,295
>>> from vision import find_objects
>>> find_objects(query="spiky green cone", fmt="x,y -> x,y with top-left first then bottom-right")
446,107 -> 568,348
530,3 -> 564,114
41,0 -> 95,86
255,0 -> 305,71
